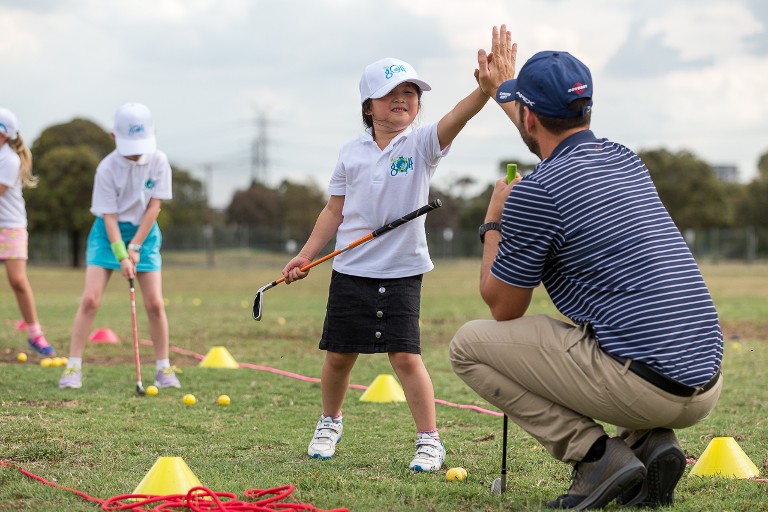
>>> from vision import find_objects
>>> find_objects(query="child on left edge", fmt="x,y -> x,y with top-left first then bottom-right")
0,107 -> 55,357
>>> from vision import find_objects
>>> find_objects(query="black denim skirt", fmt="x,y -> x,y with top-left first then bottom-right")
320,270 -> 423,354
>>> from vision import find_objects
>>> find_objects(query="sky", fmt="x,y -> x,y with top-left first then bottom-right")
2,0 -> 767,208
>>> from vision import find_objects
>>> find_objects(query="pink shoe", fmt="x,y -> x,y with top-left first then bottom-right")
28,334 -> 55,356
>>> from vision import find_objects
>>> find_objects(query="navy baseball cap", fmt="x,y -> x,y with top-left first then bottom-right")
496,51 -> 593,118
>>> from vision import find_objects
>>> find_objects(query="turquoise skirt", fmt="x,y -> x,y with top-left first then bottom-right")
86,217 -> 162,272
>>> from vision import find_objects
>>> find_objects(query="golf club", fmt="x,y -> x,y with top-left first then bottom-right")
129,278 -> 146,396
490,414 -> 508,494
252,198 -> 443,321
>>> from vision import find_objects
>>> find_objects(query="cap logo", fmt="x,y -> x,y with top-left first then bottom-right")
0,123 -> 7,135
128,123 -> 145,136
498,91 -> 512,101
568,83 -> 588,95
384,64 -> 407,80
516,91 -> 535,106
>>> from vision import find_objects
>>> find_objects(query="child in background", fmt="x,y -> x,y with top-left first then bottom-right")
0,107 -> 55,356
282,56 -> 492,471
59,103 -> 180,390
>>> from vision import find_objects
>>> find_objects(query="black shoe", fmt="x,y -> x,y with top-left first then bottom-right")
546,438 -> 646,510
618,429 -> 686,508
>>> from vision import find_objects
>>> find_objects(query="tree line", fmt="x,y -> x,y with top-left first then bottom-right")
25,118 -> 768,266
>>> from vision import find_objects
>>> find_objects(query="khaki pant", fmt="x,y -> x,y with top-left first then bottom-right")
449,315 -> 722,463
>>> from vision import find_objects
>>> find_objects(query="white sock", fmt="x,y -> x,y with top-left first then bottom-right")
67,357 -> 82,369
156,359 -> 170,370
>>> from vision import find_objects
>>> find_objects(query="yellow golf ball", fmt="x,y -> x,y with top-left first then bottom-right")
192,297 -> 202,306
446,467 -> 468,481
217,394 -> 231,406
17,352 -> 28,363
146,385 -> 159,396
40,357 -> 53,367
276,317 -> 286,326
183,394 -> 196,405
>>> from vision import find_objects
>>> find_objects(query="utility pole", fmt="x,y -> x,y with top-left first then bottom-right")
204,163 -> 215,267
250,111 -> 269,184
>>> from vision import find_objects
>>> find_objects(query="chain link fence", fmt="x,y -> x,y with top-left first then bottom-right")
27,225 -> 766,267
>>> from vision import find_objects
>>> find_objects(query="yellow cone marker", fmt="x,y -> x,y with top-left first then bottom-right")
132,457 -> 203,497
198,346 -> 239,369
690,436 -> 760,479
359,374 -> 406,402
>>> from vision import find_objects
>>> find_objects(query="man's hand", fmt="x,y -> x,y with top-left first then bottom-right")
486,173 -> 522,223
476,24 -> 517,98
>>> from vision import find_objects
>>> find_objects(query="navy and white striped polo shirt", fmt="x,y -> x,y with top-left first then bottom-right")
491,130 -> 723,386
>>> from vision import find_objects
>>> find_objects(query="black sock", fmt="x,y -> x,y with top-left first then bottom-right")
582,435 -> 609,462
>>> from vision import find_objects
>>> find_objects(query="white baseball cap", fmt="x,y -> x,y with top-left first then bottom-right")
0,107 -> 19,140
358,58 -> 431,104
113,102 -> 157,156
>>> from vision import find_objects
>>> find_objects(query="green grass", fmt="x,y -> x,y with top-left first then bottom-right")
1,260 -> 766,511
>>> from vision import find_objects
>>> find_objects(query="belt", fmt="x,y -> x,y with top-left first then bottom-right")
607,353 -> 720,397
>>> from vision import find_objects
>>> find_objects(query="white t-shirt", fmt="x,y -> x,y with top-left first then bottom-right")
328,122 -> 448,278
90,150 -> 173,225
0,143 -> 27,228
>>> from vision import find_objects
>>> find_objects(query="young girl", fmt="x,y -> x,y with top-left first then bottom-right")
282,57 -> 491,471
0,107 -> 55,357
59,102 -> 180,390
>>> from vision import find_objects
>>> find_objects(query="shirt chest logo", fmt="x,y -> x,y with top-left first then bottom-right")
390,155 -> 413,176
144,179 -> 156,190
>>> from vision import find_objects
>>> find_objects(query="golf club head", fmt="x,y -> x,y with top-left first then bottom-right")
137,383 -> 146,396
490,476 -> 506,495
252,291 -> 263,321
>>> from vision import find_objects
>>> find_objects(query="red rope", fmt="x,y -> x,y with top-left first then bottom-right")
142,340 -> 504,417
1,461 -> 349,511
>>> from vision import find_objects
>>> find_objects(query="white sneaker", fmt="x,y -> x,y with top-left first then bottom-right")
409,433 -> 445,472
308,415 -> 343,459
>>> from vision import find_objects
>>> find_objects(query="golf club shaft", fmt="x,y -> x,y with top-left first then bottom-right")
272,199 -> 442,287
129,278 -> 145,394
501,413 -> 508,492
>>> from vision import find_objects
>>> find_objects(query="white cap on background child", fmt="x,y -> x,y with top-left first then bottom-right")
113,102 -> 157,156
0,107 -> 19,140
359,58 -> 431,104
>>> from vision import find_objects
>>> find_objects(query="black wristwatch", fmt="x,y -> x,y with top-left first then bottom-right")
478,222 -> 501,244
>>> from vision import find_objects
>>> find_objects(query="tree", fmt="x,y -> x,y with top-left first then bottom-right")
27,119 -> 113,267
639,149 -> 732,230
226,180 -> 281,226
161,167 -> 208,229
275,180 -> 327,239
25,119 -> 115,267
735,148 -> 768,231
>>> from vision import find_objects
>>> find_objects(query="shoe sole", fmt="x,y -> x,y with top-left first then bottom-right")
410,465 -> 441,472
59,383 -> 82,389
621,445 -> 686,508
574,465 -> 646,511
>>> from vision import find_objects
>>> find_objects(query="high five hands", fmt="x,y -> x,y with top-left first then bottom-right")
476,24 -> 517,99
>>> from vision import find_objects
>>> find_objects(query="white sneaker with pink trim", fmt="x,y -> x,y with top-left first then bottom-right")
409,433 -> 445,472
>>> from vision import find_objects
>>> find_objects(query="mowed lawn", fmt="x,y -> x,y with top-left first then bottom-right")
1,258 -> 766,511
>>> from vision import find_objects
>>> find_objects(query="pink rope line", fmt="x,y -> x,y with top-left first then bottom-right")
147,340 -> 503,417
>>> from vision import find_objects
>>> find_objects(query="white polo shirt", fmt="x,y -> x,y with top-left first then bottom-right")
90,150 -> 172,225
0,143 -> 27,228
328,123 -> 448,278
